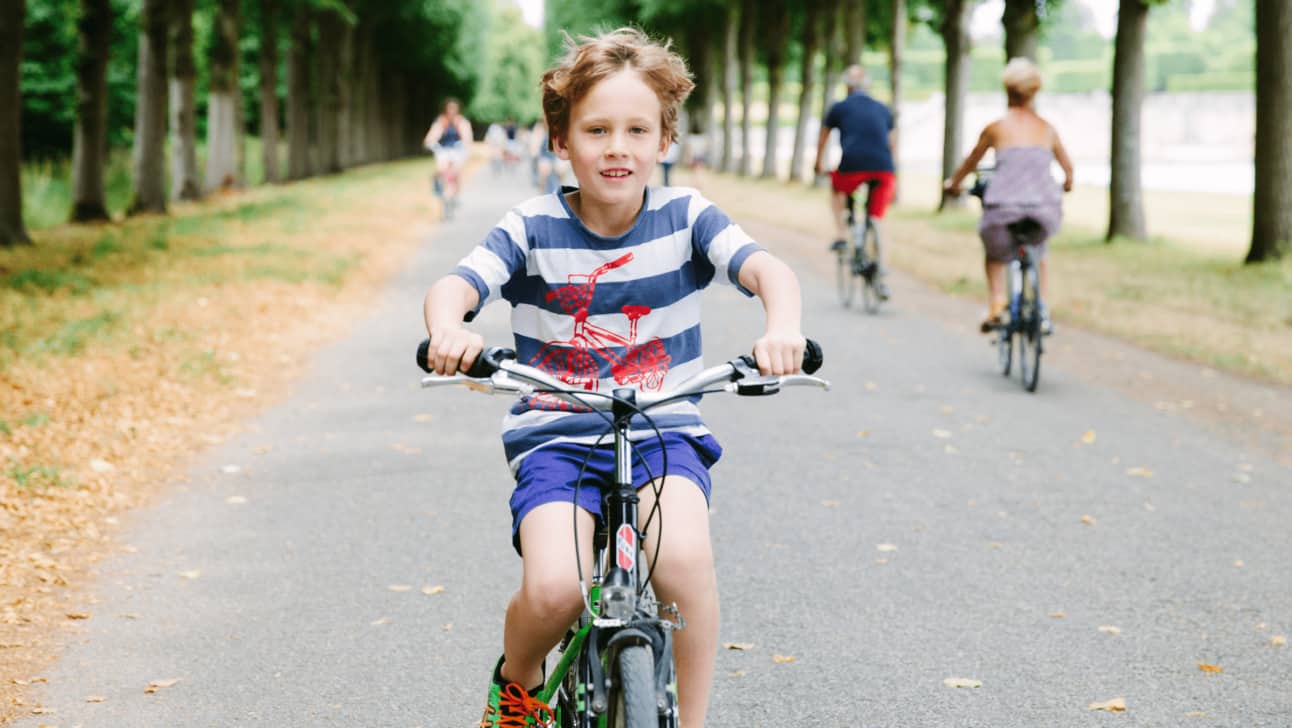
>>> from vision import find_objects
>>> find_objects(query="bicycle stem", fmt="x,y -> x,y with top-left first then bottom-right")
599,387 -> 642,623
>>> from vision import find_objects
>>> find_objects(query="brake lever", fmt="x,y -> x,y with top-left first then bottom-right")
724,373 -> 832,396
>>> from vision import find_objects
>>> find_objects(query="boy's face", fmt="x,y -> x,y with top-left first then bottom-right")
553,69 -> 669,211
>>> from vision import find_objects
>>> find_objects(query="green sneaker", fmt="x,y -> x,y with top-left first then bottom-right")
478,657 -> 553,728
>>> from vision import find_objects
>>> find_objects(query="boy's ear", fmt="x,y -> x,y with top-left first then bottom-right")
552,133 -> 571,161
656,134 -> 670,162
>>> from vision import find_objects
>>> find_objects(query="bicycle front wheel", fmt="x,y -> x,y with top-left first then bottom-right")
607,645 -> 657,728
860,220 -> 883,314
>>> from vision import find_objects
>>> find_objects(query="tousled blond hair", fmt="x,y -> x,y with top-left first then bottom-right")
1002,57 -> 1042,105
540,27 -> 695,146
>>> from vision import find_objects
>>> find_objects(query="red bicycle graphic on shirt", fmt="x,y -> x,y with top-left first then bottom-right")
528,252 -> 671,408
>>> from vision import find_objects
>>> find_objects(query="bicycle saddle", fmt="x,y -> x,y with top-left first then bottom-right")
1007,217 -> 1046,247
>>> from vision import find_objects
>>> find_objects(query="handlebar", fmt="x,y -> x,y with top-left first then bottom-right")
415,338 -> 829,410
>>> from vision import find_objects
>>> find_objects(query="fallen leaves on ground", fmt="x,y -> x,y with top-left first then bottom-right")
225,495 -> 247,505
1048,611 -> 1067,619
1079,430 -> 1097,445
1272,635 -> 1287,647
1080,515 -> 1097,526
876,543 -> 898,552
145,678 -> 180,694
85,695 -> 105,702
387,585 -> 412,592
422,585 -> 446,596
1125,466 -> 1154,478
1088,697 -> 1127,712
931,429 -> 953,439
370,617 -> 391,626
1098,625 -> 1121,635
723,642 -> 755,651
1197,663 -> 1223,673
771,655 -> 796,664
65,613 -> 91,620
177,570 -> 201,580
943,677 -> 982,689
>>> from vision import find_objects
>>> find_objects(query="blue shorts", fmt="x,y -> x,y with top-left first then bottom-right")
509,432 -> 722,555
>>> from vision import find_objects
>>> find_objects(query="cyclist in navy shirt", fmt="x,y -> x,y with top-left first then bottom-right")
814,65 -> 896,299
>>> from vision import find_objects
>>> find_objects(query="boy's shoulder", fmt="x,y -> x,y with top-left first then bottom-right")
509,191 -> 569,221
649,185 -> 709,212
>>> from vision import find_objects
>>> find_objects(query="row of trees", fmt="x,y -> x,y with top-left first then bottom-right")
547,0 -> 1286,263
1,0 -> 486,244
0,1 -> 1287,262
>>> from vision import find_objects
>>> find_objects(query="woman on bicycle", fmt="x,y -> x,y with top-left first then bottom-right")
944,57 -> 1074,332
422,98 -> 474,211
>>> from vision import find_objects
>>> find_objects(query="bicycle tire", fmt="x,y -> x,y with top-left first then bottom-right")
860,220 -> 882,314
607,645 -> 657,728
835,235 -> 857,307
1020,265 -> 1043,392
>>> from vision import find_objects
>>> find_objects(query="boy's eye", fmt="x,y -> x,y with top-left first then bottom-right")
588,127 -> 607,135
631,127 -> 649,134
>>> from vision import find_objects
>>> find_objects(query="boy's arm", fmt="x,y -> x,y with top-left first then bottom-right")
1051,127 -> 1074,192
422,275 -> 484,375
736,250 -> 806,376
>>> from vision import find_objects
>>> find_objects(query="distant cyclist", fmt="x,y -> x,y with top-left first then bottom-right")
944,57 -> 1073,333
814,64 -> 896,300
423,98 -> 473,210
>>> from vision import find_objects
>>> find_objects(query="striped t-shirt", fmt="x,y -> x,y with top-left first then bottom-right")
452,186 -> 763,471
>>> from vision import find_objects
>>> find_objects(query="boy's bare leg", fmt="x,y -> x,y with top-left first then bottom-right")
638,476 -> 719,728
501,502 -> 596,688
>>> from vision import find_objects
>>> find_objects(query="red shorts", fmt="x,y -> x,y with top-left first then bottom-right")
830,171 -> 896,219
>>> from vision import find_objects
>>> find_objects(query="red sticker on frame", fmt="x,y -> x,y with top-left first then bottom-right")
616,524 -> 636,571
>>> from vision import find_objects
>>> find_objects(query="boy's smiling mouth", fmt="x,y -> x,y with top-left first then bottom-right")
601,168 -> 632,178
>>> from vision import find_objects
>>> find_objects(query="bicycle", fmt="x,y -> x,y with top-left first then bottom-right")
429,144 -> 463,220
833,180 -> 887,313
968,171 -> 1048,392
416,338 -> 828,727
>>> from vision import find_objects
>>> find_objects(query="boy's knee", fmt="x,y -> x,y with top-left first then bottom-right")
520,574 -> 584,621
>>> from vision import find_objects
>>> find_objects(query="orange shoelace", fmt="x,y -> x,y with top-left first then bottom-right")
491,682 -> 554,727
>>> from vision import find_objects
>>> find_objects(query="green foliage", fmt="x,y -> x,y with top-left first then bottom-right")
468,3 -> 546,124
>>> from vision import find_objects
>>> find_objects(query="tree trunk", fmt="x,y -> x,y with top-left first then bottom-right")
350,21 -> 370,166
259,0 -> 280,183
790,0 -> 824,183
336,15 -> 355,169
287,5 -> 312,180
938,0 -> 972,211
842,0 -> 865,66
1248,0 -> 1291,263
70,0 -> 111,223
889,0 -> 905,201
0,0 -> 30,245
168,0 -> 200,200
1106,0 -> 1148,241
815,1 -> 841,188
760,1 -> 790,179
720,2 -> 738,173
316,9 -> 342,174
205,0 -> 239,191
1002,0 -> 1039,61
737,0 -> 756,176
128,0 -> 168,215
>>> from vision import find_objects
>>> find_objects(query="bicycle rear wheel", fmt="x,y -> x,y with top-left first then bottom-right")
607,645 -> 657,728
1018,264 -> 1043,392
860,220 -> 883,314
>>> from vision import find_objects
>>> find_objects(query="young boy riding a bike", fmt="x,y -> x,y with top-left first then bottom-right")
420,28 -> 807,728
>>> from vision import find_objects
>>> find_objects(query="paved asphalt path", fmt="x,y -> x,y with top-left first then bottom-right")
19,171 -> 1291,728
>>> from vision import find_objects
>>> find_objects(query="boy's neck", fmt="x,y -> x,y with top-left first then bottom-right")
564,189 -> 646,238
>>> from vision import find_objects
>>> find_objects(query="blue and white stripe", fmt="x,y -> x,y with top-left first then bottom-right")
453,186 -> 762,471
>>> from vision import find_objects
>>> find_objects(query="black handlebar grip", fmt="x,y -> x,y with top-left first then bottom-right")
802,338 -> 823,375
416,339 -> 514,378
